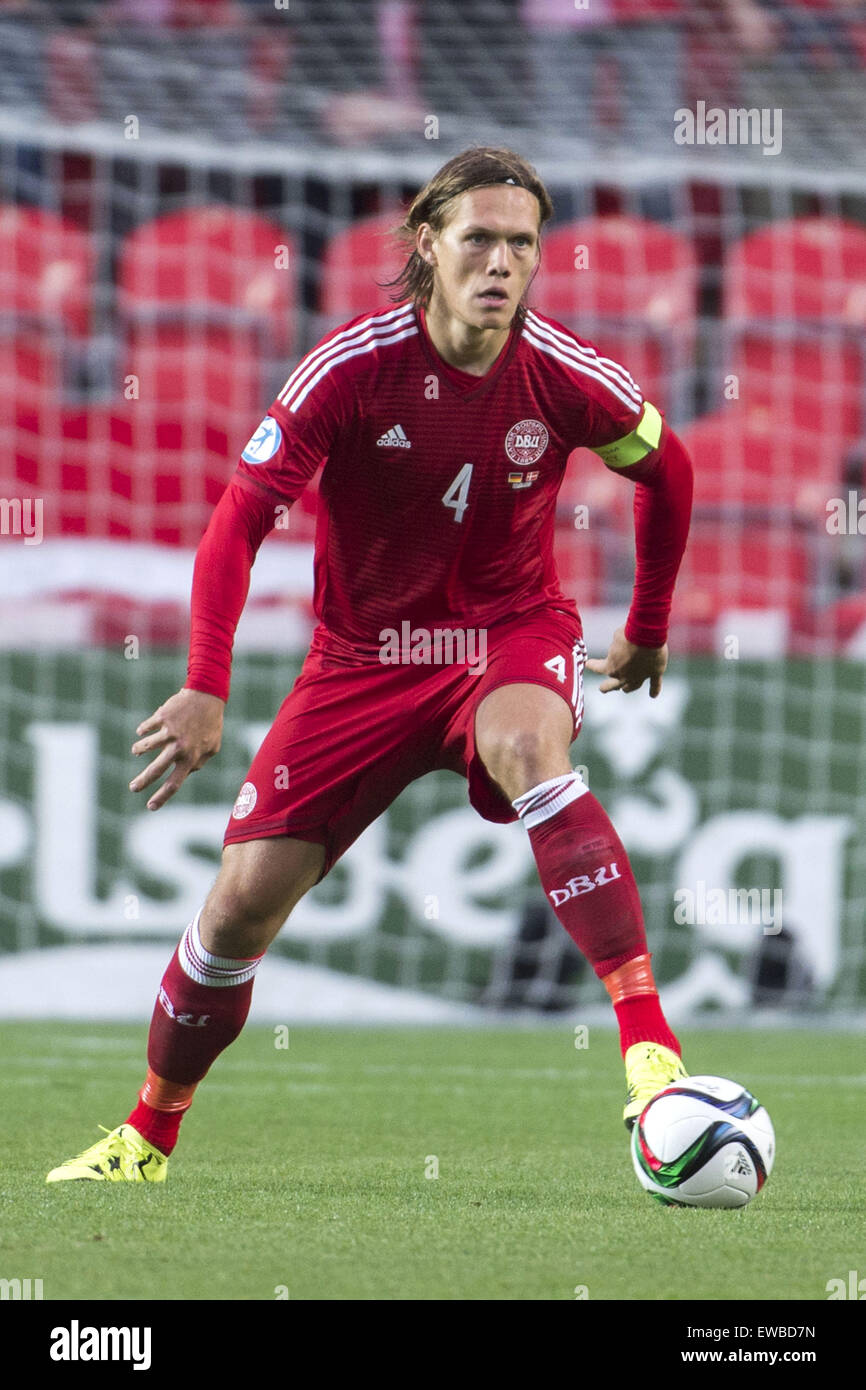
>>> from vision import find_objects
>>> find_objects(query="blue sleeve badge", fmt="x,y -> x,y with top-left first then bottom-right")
241,415 -> 282,464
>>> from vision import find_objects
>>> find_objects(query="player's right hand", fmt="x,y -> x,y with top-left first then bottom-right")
129,687 -> 225,811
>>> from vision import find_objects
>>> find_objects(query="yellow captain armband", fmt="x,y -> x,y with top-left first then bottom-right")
592,402 -> 663,468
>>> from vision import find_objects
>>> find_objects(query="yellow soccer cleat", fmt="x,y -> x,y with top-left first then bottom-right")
623,1042 -> 689,1132
46,1123 -> 168,1184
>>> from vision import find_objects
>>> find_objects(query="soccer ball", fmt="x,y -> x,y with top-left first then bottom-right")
631,1075 -> 775,1209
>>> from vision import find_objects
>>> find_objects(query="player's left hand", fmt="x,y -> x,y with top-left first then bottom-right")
585,626 -> 667,697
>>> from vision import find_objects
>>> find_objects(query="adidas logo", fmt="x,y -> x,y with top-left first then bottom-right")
376,424 -> 412,449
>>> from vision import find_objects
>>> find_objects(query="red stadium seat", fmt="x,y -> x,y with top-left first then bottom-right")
727,337 -> 864,456
674,516 -> 811,624
530,215 -> 698,416
557,447 -> 631,531
0,204 -> 92,335
8,397 -> 317,644
552,523 -> 605,607
122,320 -> 265,417
317,206 -> 409,321
117,207 -> 296,419
726,216 -> 866,323
10,399 -> 321,551
0,337 -> 61,398
10,403 -> 231,546
0,204 -> 93,404
724,217 -> 866,452
680,404 -> 846,522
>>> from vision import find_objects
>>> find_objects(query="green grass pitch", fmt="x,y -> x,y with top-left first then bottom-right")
1,1022 -> 862,1301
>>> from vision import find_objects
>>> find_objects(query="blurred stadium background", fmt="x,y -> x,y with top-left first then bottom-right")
0,0 -> 864,1027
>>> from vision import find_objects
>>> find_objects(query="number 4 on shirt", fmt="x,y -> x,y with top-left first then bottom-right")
442,464 -> 474,523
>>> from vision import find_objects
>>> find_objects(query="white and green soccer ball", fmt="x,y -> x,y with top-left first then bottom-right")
631,1075 -> 775,1209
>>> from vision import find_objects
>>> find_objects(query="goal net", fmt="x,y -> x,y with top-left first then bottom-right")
1,2 -> 865,1022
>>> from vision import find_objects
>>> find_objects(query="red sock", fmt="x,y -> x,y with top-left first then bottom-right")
601,953 -> 681,1059
513,774 -> 679,1058
127,1073 -> 194,1157
126,911 -> 263,1155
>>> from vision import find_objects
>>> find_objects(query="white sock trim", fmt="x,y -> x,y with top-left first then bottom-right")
178,910 -> 264,988
512,771 -> 589,830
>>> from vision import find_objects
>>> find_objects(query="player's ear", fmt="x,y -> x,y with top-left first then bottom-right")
416,223 -> 436,264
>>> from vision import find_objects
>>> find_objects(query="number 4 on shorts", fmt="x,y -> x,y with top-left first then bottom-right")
544,655 -> 566,683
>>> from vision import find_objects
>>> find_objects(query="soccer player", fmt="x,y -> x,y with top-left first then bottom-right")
48,146 -> 693,1183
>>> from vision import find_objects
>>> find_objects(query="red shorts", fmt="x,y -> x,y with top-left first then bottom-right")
224,605 -> 587,878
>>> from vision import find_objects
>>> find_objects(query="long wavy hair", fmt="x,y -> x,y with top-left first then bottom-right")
381,146 -> 554,325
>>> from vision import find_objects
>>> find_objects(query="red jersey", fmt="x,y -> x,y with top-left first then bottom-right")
187,300 -> 692,701
235,301 -> 649,649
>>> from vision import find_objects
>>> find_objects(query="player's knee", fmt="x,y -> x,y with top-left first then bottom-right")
202,865 -> 309,952
479,725 -> 566,795
205,838 -> 324,948
199,888 -> 284,956
206,887 -> 276,934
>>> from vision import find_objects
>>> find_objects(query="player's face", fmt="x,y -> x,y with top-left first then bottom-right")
419,185 -> 541,330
